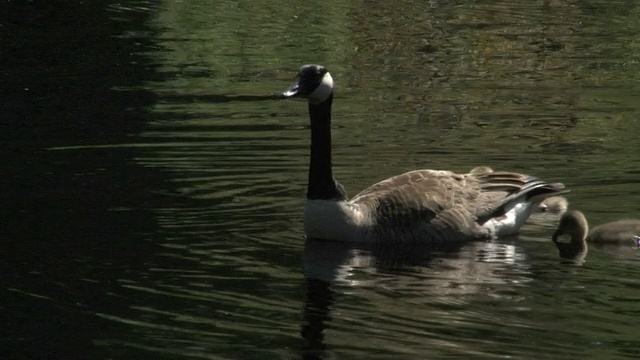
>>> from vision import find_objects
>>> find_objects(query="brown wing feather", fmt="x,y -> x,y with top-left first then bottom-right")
349,169 -> 568,241
472,171 -> 568,223
350,170 -> 484,240
471,171 -> 538,219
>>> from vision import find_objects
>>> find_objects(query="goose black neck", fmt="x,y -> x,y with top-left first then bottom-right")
307,93 -> 345,200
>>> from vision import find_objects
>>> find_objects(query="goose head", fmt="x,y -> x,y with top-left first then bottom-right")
552,210 -> 589,260
281,64 -> 334,104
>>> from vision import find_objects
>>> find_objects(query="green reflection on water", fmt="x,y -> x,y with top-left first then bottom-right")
111,0 -> 640,358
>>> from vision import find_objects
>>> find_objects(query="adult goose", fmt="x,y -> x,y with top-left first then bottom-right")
552,210 -> 640,259
281,64 -> 569,243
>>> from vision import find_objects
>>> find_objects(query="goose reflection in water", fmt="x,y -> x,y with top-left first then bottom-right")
299,238 -> 532,359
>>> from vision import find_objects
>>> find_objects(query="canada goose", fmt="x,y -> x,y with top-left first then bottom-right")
281,64 -> 569,243
538,196 -> 569,213
551,210 -> 589,260
553,210 -> 640,257
469,166 -> 494,175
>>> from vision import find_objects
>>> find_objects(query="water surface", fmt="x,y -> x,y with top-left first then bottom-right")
3,0 -> 640,358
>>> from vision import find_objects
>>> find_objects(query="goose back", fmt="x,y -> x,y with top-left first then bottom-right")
340,169 -> 568,242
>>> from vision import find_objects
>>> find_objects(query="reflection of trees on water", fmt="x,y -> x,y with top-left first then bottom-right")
340,0 -> 640,160
344,0 -> 585,141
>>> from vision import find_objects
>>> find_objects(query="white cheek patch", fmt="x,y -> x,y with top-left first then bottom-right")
556,233 -> 573,244
308,72 -> 334,104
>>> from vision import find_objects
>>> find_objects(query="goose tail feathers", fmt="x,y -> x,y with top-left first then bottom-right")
479,177 -> 569,236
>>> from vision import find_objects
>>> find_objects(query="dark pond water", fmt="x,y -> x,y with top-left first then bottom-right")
3,0 -> 640,359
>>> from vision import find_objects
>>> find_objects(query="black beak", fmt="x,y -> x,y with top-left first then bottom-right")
280,77 -> 301,99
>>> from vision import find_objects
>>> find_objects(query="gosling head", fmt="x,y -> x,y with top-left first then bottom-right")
469,166 -> 494,175
538,196 -> 569,213
553,210 -> 589,243
281,64 -> 334,104
552,210 -> 589,261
